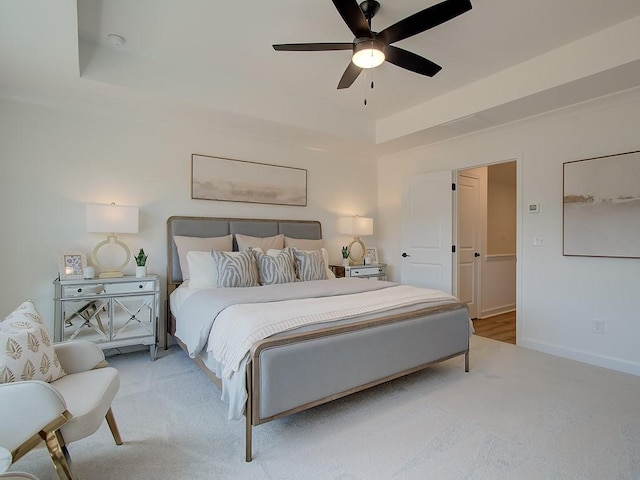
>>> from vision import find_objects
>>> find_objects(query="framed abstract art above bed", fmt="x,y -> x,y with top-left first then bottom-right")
563,150 -> 640,258
191,154 -> 307,206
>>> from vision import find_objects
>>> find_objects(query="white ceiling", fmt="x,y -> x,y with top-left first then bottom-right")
2,0 -> 640,156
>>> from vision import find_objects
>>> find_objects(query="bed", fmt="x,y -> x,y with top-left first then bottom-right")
166,216 -> 471,461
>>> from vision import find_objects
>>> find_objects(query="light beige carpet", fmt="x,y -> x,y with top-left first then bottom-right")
9,336 -> 640,479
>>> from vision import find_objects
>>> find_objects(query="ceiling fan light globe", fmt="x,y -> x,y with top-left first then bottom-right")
352,42 -> 385,69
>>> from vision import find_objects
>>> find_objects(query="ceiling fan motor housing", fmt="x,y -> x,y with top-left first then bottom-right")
354,37 -> 384,53
359,0 -> 381,21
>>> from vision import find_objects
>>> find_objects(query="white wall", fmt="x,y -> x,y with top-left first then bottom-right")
377,87 -> 640,376
0,97 -> 378,332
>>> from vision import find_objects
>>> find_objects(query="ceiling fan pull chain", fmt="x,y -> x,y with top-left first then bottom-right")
364,70 -> 368,105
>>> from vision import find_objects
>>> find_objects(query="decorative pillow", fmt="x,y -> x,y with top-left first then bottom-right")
292,248 -> 328,282
211,249 -> 260,288
186,251 -> 218,289
1,300 -> 66,384
235,233 -> 284,252
255,250 -> 297,285
284,237 -> 324,251
174,235 -> 233,281
268,248 -> 335,279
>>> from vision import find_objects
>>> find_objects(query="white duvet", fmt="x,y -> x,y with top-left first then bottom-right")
208,284 -> 457,379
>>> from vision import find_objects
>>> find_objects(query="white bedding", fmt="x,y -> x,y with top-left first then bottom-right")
208,285 -> 457,379
171,279 -> 461,420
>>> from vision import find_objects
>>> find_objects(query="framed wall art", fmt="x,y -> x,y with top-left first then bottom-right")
59,252 -> 87,280
563,150 -> 640,258
191,154 -> 307,206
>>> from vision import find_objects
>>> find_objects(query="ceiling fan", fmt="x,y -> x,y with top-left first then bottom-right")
273,0 -> 472,89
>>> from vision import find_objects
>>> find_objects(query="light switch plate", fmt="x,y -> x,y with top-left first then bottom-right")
533,235 -> 547,246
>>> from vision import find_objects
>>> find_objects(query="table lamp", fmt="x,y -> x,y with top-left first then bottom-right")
86,203 -> 139,278
338,216 -> 373,264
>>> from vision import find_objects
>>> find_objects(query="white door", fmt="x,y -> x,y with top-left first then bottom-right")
401,170 -> 454,293
457,172 -> 482,318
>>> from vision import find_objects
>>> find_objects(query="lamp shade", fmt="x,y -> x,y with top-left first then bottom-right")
338,216 -> 373,237
86,203 -> 139,234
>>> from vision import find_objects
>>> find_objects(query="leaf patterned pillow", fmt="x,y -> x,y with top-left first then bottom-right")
211,249 -> 260,288
292,248 -> 328,282
0,300 -> 66,383
255,249 -> 297,285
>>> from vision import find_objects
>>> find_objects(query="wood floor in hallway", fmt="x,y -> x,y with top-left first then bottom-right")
472,311 -> 516,344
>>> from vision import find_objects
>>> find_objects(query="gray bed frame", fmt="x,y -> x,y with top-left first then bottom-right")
166,216 -> 470,462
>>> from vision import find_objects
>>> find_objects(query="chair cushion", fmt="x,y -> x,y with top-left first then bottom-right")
0,300 -> 65,384
51,367 -> 119,444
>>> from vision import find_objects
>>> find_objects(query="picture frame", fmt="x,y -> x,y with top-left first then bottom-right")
59,252 -> 87,280
191,154 -> 307,206
365,247 -> 378,264
563,150 -> 640,258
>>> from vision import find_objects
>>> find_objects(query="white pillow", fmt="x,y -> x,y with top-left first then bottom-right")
1,300 -> 66,383
236,233 -> 284,252
267,248 -> 335,279
284,237 -> 324,250
186,251 -> 218,289
174,235 -> 233,281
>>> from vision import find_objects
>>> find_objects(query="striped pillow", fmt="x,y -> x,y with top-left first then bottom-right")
211,250 -> 259,288
292,248 -> 328,282
255,250 -> 297,285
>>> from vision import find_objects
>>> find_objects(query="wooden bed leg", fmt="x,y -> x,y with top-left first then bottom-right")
246,410 -> 253,462
245,361 -> 253,462
465,350 -> 470,372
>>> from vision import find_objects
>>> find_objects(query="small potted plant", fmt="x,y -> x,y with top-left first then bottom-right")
341,246 -> 350,266
134,248 -> 148,278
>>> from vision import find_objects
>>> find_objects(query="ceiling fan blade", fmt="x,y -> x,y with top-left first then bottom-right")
385,45 -> 442,77
377,0 -> 472,45
337,61 -> 363,89
332,0 -> 372,38
273,42 -> 353,52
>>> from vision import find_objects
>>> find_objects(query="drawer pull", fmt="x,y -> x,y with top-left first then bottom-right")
77,288 -> 82,293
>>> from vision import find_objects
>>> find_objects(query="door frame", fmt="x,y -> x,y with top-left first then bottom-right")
453,157 -> 522,343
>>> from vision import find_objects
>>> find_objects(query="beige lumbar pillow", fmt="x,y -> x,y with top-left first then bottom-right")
0,300 -> 66,383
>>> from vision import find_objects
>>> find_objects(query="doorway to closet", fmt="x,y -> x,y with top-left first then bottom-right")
457,161 -> 516,344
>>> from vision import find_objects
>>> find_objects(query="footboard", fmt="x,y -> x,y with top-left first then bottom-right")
245,302 -> 470,461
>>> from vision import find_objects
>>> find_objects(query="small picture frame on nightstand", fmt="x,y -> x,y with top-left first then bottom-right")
364,247 -> 378,265
59,252 -> 87,280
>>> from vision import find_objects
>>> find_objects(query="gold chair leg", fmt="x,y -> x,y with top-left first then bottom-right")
105,407 -> 123,445
43,430 -> 76,480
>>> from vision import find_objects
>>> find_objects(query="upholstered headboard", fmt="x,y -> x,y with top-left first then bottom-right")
166,216 -> 322,285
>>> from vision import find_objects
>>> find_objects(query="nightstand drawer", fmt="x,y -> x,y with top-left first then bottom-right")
105,280 -> 155,294
63,284 -> 105,297
349,266 -> 384,277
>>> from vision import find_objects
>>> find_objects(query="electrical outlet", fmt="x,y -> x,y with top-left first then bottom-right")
593,319 -> 605,334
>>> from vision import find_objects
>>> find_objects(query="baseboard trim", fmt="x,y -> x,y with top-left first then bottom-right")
519,338 -> 640,377
480,305 -> 516,319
